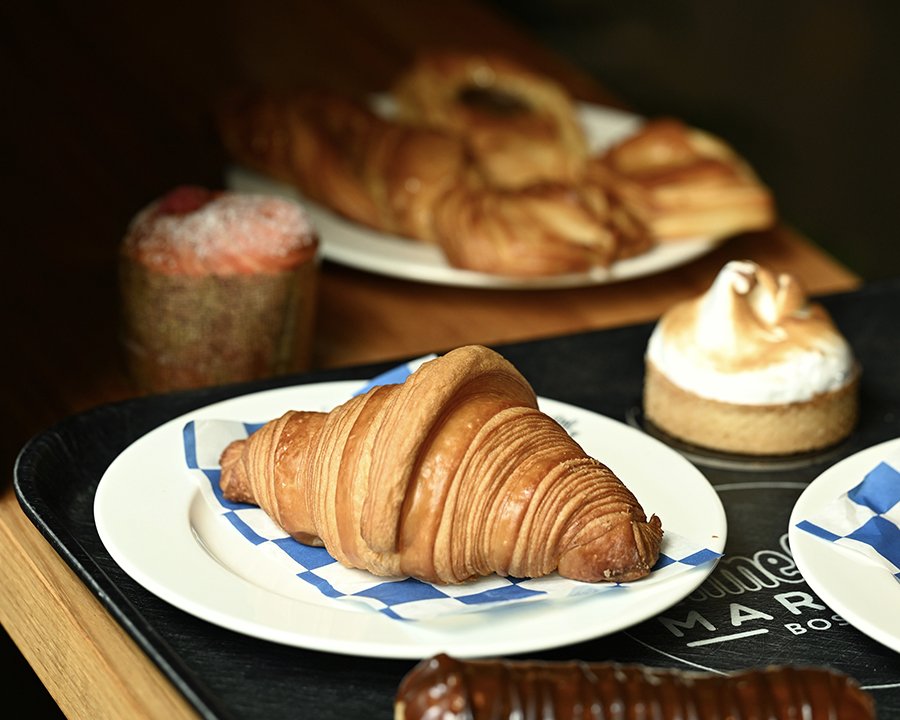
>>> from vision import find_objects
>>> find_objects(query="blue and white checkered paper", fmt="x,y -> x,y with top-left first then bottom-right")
796,447 -> 900,583
182,357 -> 722,621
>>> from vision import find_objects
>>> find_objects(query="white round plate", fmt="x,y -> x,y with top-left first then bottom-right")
789,436 -> 900,653
95,380 -> 726,659
226,102 -> 723,290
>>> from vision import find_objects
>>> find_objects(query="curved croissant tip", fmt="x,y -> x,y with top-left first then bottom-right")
219,438 -> 245,468
219,439 -> 252,503
557,514 -> 663,583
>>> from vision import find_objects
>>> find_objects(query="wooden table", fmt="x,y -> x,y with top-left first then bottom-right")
1,2 -> 861,718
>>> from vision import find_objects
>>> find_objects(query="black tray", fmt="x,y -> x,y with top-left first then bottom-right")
15,278 -> 900,719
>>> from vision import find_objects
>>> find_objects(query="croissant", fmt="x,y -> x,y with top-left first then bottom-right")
396,654 -> 876,720
596,118 -> 776,241
219,345 -> 663,584
391,50 -> 589,189
217,88 -> 468,243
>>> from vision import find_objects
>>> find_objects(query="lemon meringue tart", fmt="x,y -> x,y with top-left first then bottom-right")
643,260 -> 860,455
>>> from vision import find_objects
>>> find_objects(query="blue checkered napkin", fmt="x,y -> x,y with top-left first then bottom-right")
796,447 -> 900,583
351,354 -> 437,396
182,359 -> 722,621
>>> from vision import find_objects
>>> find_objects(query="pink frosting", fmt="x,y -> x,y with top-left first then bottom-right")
122,186 -> 317,276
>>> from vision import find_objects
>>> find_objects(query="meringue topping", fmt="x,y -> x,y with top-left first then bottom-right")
646,260 -> 856,404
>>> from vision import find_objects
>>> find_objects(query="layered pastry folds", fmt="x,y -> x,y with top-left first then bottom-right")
219,345 -> 662,584
395,654 -> 876,720
596,118 -> 775,241
644,260 -> 860,454
216,51 -> 774,277
392,51 -> 589,189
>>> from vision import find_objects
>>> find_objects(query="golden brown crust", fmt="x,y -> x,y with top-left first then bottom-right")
643,359 -> 860,455
219,345 -> 662,584
392,50 -> 589,189
598,118 -> 776,240
217,89 -> 467,240
217,87 -> 649,276
216,56 -> 775,277
432,171 -> 625,276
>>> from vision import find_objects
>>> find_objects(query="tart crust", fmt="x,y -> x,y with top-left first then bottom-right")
643,360 -> 860,455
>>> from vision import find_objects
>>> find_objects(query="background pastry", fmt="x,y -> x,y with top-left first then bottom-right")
643,260 -> 859,455
391,50 -> 589,189
119,185 -> 318,393
597,118 -> 776,241
218,86 -> 644,277
217,54 -> 776,278
218,90 -> 468,243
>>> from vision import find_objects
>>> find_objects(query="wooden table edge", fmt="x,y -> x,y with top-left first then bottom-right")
0,484 -> 199,720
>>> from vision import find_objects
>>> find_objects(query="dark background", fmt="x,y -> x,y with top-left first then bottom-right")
486,0 -> 900,282
4,1 -> 899,717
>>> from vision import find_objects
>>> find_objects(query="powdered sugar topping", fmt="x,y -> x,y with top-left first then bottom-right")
123,190 -> 317,276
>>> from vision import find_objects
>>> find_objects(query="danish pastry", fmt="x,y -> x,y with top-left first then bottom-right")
391,51 -> 589,189
218,89 -> 467,243
597,118 -> 776,240
431,168 -> 650,276
218,88 -> 649,275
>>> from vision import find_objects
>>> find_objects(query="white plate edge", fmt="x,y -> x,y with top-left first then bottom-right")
787,436 -> 900,654
94,381 -> 728,658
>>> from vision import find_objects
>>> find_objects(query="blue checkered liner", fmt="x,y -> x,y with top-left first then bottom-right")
183,357 -> 722,621
796,447 -> 900,583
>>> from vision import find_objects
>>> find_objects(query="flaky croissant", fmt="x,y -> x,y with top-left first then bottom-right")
396,654 -> 876,720
217,89 -> 467,243
219,345 -> 662,584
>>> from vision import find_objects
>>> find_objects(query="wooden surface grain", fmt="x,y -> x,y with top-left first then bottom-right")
1,1 -> 860,718
0,499 -> 198,719
312,226 -> 858,370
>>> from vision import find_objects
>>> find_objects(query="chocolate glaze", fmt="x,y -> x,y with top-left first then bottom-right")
396,654 -> 876,719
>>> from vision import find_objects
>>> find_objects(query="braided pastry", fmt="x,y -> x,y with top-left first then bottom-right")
597,118 -> 776,241
392,51 -> 589,189
396,654 -> 876,720
218,345 -> 663,584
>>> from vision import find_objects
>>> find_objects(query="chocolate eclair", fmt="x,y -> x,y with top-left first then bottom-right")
395,654 -> 875,720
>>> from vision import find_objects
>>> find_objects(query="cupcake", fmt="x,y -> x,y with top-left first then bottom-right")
119,185 -> 319,393
643,260 -> 860,455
